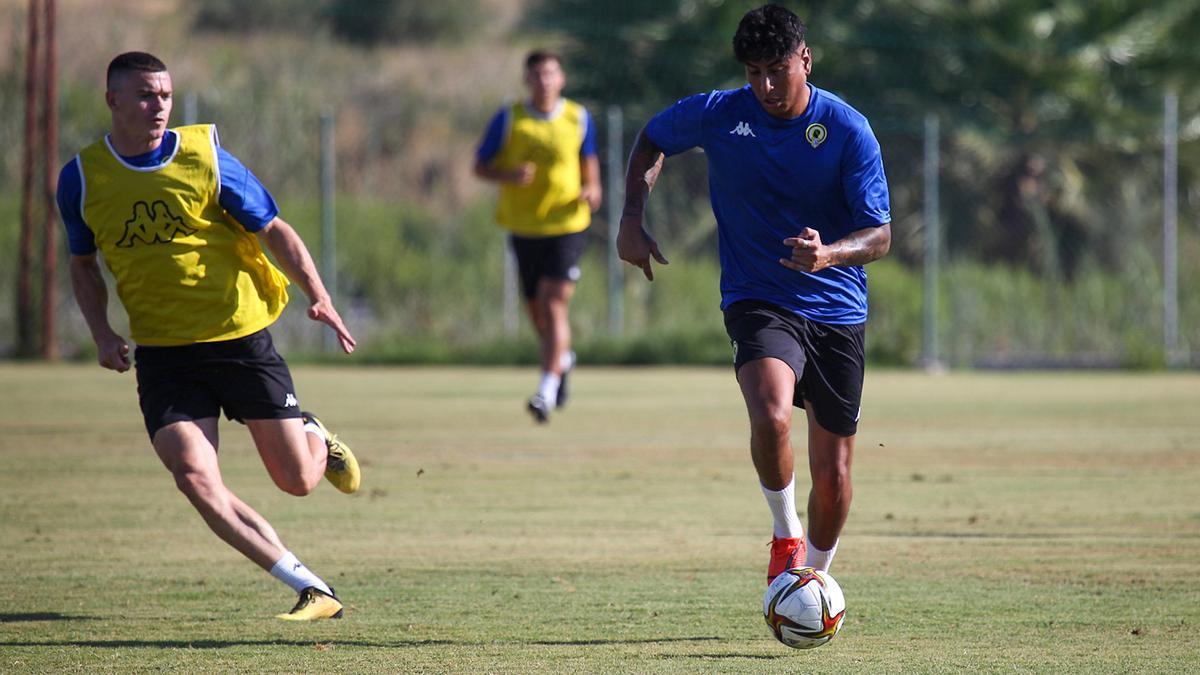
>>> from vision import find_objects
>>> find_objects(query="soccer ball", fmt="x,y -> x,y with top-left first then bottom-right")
763,567 -> 846,649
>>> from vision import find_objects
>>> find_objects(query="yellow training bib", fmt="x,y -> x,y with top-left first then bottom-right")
77,124 -> 289,346
491,99 -> 591,237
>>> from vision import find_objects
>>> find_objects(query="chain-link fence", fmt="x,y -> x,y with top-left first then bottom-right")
1,0 -> 1196,367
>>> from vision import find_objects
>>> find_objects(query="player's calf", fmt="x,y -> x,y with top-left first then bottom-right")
301,412 -> 361,494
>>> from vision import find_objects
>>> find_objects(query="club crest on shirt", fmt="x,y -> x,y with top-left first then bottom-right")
805,123 -> 828,148
117,200 -> 197,247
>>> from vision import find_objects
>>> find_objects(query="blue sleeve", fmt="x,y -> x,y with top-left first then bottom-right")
56,158 -> 96,255
580,107 -> 598,157
644,92 -> 710,157
216,147 -> 279,232
475,108 -> 509,164
841,122 -> 891,229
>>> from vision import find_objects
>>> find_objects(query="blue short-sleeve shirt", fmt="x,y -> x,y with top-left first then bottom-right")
645,84 -> 891,324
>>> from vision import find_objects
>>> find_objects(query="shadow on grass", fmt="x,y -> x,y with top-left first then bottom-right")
529,636 -> 722,646
0,636 -> 725,650
0,639 -> 453,649
0,613 -> 98,623
662,653 -> 785,660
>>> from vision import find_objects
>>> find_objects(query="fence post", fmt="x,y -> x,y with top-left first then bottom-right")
1163,92 -> 1180,368
319,110 -> 337,353
503,247 -> 518,336
183,92 -> 198,125
922,113 -> 942,371
606,105 -> 625,336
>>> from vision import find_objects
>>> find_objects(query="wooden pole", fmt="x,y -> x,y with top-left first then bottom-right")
17,0 -> 41,358
41,0 -> 59,360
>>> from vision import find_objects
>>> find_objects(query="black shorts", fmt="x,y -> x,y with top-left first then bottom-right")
134,329 -> 302,439
723,300 -> 866,437
509,230 -> 588,300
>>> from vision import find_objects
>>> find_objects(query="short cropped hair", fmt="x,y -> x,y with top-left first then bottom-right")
732,4 -> 807,64
524,50 -> 561,72
106,52 -> 167,90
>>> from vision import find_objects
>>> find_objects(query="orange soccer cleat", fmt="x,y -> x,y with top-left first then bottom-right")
767,536 -> 807,585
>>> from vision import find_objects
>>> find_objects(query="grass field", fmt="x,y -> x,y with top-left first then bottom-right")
1,364 -> 1198,673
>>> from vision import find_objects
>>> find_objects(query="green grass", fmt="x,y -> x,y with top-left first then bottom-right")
1,365 -> 1198,672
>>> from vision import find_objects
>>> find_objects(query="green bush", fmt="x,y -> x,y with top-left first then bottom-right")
193,0 -> 481,44
326,0 -> 482,45
193,0 -> 323,33
865,259 -> 922,366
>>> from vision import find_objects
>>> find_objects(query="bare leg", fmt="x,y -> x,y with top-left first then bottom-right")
245,417 -> 326,496
737,357 -> 797,491
532,278 -> 576,377
153,419 -> 287,570
525,298 -> 548,346
803,406 -> 855,550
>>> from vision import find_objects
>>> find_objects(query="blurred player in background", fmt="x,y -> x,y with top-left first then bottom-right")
618,5 -> 892,582
57,52 -> 361,620
474,50 -> 602,423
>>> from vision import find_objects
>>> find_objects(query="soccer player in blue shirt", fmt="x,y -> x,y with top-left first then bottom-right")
618,5 -> 892,583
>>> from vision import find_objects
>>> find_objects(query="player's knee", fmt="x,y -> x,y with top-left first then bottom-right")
749,407 -> 791,442
173,468 -> 221,508
272,460 -> 324,496
274,473 -> 316,497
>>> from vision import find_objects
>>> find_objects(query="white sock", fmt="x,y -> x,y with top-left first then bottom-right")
761,476 -> 804,539
303,420 -> 326,441
269,551 -> 332,595
537,372 -> 561,402
559,350 -> 576,372
805,537 -> 839,572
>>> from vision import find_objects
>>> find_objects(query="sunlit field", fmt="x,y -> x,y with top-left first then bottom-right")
2,364 -> 1198,672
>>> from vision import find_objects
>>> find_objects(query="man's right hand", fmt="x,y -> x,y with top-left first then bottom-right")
617,212 -> 669,281
96,333 -> 131,372
510,162 -> 536,186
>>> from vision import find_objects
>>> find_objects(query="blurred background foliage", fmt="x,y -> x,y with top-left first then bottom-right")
194,0 -> 483,45
1,0 -> 1198,367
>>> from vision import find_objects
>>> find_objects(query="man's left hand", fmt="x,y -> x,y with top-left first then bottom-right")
308,298 -> 356,354
781,228 -> 832,273
579,183 -> 603,213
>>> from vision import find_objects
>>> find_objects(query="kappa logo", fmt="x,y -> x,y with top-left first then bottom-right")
729,121 -> 756,137
284,393 -> 299,408
117,200 -> 197,247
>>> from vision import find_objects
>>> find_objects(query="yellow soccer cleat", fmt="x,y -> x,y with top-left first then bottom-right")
303,412 -> 361,494
276,586 -> 344,621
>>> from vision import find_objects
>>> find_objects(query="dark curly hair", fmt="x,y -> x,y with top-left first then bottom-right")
732,4 -> 807,64
525,49 -> 562,72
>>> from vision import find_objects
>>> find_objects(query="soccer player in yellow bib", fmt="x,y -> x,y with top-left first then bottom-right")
475,50 -> 602,423
56,52 -> 359,621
